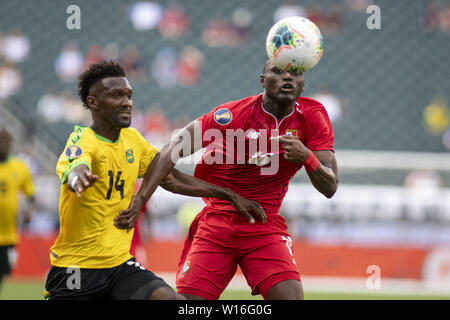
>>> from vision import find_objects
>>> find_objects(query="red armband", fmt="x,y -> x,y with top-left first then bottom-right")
303,151 -> 320,172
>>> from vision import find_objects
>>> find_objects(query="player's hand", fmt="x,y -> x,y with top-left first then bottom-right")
23,209 -> 33,225
68,165 -> 99,198
274,135 -> 310,163
227,192 -> 267,224
114,194 -> 145,232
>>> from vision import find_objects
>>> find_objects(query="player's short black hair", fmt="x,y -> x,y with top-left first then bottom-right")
262,59 -> 271,74
0,127 -> 13,142
78,60 -> 126,109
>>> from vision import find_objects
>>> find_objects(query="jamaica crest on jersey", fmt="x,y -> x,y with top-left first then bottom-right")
125,149 -> 134,163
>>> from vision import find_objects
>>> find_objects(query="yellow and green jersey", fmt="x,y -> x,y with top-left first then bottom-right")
50,126 -> 158,268
0,157 -> 35,245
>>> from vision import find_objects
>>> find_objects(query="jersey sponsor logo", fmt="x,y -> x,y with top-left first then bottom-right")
127,260 -> 145,270
286,129 -> 298,137
125,149 -> 134,163
181,260 -> 191,275
248,151 -> 274,166
65,145 -> 82,160
213,108 -> 232,125
246,129 -> 260,139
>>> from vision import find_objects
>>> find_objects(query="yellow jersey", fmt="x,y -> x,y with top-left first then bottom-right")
50,126 -> 158,268
0,157 -> 35,245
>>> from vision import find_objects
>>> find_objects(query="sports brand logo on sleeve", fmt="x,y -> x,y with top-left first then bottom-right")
213,108 -> 232,125
65,145 -> 82,161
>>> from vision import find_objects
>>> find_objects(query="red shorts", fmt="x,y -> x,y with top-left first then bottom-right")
176,207 -> 301,299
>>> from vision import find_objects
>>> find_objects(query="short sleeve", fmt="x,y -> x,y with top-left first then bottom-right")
305,107 -> 335,152
197,105 -> 235,148
136,131 -> 158,178
57,128 -> 93,184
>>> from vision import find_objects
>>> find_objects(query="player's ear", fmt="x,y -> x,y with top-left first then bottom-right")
86,96 -> 97,110
260,74 -> 266,88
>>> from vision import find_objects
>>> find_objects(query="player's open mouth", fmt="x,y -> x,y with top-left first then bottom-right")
118,112 -> 131,119
281,84 -> 294,92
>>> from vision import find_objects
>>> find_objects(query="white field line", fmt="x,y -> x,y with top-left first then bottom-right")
158,272 -> 450,296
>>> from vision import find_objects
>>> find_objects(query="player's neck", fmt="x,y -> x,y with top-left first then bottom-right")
89,124 -> 121,143
262,96 -> 295,119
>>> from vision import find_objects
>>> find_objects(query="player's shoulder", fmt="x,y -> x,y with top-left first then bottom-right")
121,127 -> 141,135
120,127 -> 145,141
7,156 -> 25,166
211,94 -> 262,124
296,96 -> 328,116
6,156 -> 30,171
66,125 -> 91,144
297,96 -> 325,110
216,94 -> 262,112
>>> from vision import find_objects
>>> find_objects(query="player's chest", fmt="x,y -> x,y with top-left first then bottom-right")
0,166 -> 22,194
89,144 -> 140,200
242,109 -> 306,141
91,143 -> 139,177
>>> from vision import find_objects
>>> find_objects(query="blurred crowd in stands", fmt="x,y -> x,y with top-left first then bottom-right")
1,0 -> 449,151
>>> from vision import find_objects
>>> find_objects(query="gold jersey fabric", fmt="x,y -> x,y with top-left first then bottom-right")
50,126 -> 157,268
0,157 -> 35,245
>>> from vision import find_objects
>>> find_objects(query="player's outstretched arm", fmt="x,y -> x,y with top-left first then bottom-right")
67,164 -> 99,198
115,120 -> 203,230
160,169 -> 266,224
23,196 -> 37,225
129,120 -> 201,209
115,168 -> 267,230
277,135 -> 338,198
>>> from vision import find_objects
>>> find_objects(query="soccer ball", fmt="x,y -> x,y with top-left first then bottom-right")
266,16 -> 323,73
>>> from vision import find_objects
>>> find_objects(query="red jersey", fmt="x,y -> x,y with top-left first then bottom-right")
194,93 -> 334,216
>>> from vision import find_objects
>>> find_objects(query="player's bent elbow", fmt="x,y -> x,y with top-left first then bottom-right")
324,182 -> 338,198
324,189 -> 336,199
320,179 -> 338,199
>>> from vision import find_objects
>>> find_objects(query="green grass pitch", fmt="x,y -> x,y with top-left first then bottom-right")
1,279 -> 450,300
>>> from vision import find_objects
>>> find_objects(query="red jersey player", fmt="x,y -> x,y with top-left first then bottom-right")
117,59 -> 338,300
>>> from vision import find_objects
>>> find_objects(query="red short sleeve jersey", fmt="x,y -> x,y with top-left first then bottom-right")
194,93 -> 334,216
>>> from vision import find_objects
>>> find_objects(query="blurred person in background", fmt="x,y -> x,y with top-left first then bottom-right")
54,41 -> 84,82
0,61 -> 22,100
178,46 -> 204,87
0,28 -> 30,64
273,0 -> 307,22
151,47 -> 178,88
158,3 -> 190,40
120,45 -> 148,83
311,87 -> 346,124
0,128 -> 36,291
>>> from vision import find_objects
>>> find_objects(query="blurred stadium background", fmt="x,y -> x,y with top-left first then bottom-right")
1,0 -> 450,299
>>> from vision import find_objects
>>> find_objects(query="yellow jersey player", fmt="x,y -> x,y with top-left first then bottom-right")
0,128 -> 36,289
44,60 -> 265,300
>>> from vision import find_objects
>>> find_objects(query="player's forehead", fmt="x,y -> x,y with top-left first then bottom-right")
263,60 -> 276,73
101,77 -> 132,92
